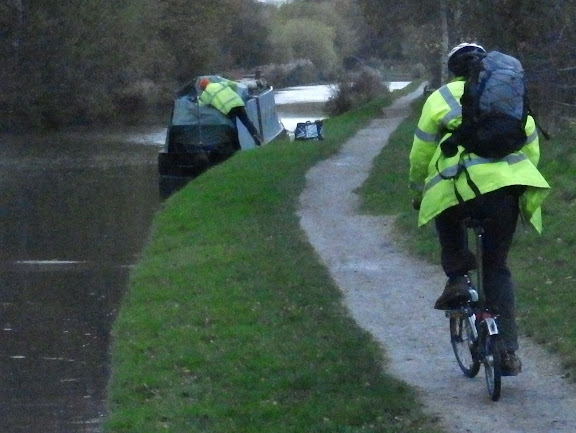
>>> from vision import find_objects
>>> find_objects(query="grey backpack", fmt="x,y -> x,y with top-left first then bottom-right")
456,51 -> 528,158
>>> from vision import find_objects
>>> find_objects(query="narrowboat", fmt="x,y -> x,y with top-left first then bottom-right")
158,74 -> 285,198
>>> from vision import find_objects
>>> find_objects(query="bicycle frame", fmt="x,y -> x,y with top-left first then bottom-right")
468,219 -> 485,302
476,311 -> 499,335
447,218 -> 503,400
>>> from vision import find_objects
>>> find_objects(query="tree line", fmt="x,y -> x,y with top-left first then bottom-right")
0,0 -> 379,130
356,0 -> 576,130
1,0 -> 574,131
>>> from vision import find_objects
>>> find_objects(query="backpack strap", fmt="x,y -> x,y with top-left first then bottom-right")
525,96 -> 551,140
454,56 -> 486,153
435,151 -> 483,207
460,155 -> 482,199
435,154 -> 465,206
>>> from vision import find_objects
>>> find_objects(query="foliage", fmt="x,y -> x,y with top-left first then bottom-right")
355,0 -> 437,60
1,0 -> 380,130
220,1 -> 274,69
270,19 -> 338,75
267,0 -> 372,82
4,1 -> 133,128
275,0 -> 364,61
261,60 -> 320,88
5,0 -> 576,130
0,0 -> 274,130
324,69 -> 390,116
355,0 -> 576,128
156,0 -> 273,81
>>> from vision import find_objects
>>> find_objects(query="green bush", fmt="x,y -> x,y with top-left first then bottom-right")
325,69 -> 390,116
262,60 -> 321,88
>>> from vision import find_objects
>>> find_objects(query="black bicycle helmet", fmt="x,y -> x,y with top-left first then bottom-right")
447,42 -> 486,76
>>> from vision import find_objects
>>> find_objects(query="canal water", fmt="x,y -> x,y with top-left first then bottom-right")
0,129 -> 163,432
0,82 -> 406,432
274,82 -> 410,134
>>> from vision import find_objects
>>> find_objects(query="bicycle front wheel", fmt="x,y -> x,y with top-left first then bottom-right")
450,314 -> 480,378
482,331 -> 502,401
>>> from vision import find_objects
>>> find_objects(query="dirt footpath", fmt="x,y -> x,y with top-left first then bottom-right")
297,87 -> 576,433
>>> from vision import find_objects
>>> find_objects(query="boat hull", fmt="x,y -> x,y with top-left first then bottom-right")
158,81 -> 285,198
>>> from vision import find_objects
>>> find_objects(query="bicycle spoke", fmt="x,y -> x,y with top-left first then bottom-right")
450,314 -> 480,378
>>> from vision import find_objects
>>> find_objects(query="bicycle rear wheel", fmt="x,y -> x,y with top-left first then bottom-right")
481,329 -> 502,401
450,314 -> 480,377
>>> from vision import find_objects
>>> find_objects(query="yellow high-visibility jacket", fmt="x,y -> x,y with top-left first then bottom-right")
199,81 -> 245,115
409,78 -> 550,232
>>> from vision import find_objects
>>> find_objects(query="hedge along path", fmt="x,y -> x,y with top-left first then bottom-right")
297,86 -> 576,433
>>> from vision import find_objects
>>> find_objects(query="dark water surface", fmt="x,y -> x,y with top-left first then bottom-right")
0,128 -> 163,432
0,83 -> 368,431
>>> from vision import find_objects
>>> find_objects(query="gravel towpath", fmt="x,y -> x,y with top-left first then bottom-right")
297,86 -> 576,433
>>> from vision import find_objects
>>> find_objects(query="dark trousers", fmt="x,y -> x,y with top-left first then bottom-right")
228,106 -> 260,138
435,186 -> 524,350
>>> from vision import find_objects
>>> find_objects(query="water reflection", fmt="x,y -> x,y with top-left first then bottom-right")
274,81 -> 411,134
0,133 -> 161,432
274,84 -> 334,105
274,84 -> 332,134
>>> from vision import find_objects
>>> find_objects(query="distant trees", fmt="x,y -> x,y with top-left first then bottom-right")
264,0 -> 376,86
355,0 -> 576,128
0,0 -> 274,130
152,0 -> 273,81
270,0 -> 363,66
1,0 -> 380,130
1,0 -> 159,128
270,19 -> 338,74
4,0 -> 573,131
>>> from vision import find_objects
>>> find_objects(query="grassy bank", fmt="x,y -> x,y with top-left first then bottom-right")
105,84 -> 443,433
358,96 -> 576,377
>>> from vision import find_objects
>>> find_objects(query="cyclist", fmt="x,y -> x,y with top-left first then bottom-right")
408,42 -> 550,375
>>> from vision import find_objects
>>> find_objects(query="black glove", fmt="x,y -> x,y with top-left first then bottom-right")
440,134 -> 459,157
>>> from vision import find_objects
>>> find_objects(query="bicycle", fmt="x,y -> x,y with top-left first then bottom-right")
445,217 -> 503,401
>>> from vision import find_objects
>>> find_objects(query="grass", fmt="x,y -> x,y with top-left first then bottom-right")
105,83 -> 443,433
358,95 -> 576,378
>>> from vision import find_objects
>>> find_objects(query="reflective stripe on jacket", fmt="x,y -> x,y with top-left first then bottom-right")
199,81 -> 245,115
409,79 -> 550,232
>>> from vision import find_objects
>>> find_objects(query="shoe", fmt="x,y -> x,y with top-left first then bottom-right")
500,350 -> 522,376
434,276 -> 470,310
